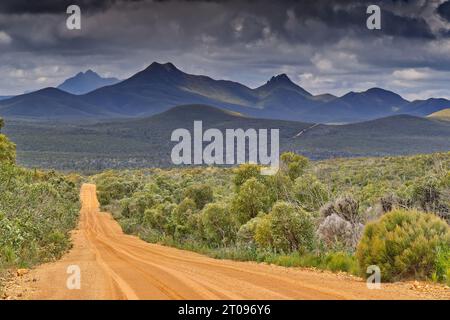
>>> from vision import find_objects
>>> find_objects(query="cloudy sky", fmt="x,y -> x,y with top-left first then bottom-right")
1,0 -> 450,100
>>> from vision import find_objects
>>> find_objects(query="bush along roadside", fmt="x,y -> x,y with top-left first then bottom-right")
1,120 -> 81,292
92,152 -> 450,285
0,164 -> 80,271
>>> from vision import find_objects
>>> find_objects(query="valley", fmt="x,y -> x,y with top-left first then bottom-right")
4,104 -> 450,171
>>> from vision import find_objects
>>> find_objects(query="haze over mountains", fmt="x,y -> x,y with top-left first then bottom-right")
1,62 -> 450,123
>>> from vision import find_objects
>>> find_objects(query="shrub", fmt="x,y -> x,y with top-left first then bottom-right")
356,209 -> 450,282
0,164 -> 79,269
171,198 -> 197,240
434,244 -> 450,284
201,203 -> 236,246
294,174 -> 329,211
378,194 -> 404,214
232,177 -> 272,223
317,213 -> 363,250
280,152 -> 309,181
321,195 -> 362,224
184,184 -> 213,209
143,202 -> 176,234
410,175 -> 442,213
237,216 -> 262,249
264,173 -> 294,202
232,163 -> 261,189
325,252 -> 359,274
95,171 -> 141,206
121,189 -> 156,220
0,118 -> 16,164
255,201 -> 315,253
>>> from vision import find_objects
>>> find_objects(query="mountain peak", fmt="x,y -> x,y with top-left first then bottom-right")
365,87 -> 395,95
57,70 -> 120,95
256,73 -> 311,97
145,62 -> 180,73
122,62 -> 184,86
364,87 -> 408,102
267,73 -> 293,85
84,69 -> 97,76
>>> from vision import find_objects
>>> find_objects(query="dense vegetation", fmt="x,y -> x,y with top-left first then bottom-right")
0,119 -> 80,290
4,105 -> 450,171
92,151 -> 450,284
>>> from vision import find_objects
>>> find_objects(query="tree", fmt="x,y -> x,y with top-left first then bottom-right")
232,177 -> 272,223
201,203 -> 236,246
171,197 -> 197,240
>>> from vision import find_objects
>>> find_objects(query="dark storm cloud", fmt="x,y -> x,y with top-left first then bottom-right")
437,0 -> 450,21
0,0 -> 143,14
0,0 -> 450,99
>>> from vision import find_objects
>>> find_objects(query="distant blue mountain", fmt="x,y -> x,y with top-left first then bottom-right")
57,70 -> 120,95
0,96 -> 13,101
0,62 -> 449,122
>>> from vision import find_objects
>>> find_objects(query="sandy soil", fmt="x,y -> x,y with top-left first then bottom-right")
3,184 -> 449,300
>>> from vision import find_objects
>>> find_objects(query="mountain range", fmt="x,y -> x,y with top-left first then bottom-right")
1,62 -> 450,123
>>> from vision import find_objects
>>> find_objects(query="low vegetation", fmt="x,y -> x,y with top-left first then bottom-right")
92,151 -> 450,285
357,209 -> 450,282
0,119 -> 80,291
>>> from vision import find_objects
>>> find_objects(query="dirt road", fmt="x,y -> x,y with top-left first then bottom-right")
8,184 -> 449,300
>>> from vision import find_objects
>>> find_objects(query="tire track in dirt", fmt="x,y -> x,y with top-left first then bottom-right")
10,184 -> 448,300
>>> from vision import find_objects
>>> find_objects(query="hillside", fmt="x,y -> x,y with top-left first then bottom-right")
402,98 -> 450,116
0,88 -> 105,119
1,62 -> 450,122
428,108 -> 450,121
3,104 -> 450,171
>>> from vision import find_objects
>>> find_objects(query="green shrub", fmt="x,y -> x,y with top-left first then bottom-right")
184,184 -> 213,209
232,177 -> 272,223
280,152 -> 309,181
95,171 -> 141,206
143,202 -> 176,234
294,173 -> 329,211
255,201 -> 315,253
0,118 -> 16,164
0,164 -> 79,269
356,209 -> 450,282
172,198 -> 197,240
264,173 -> 294,202
237,216 -> 262,248
232,163 -> 261,189
434,244 -> 450,284
410,175 -> 443,213
201,203 -> 236,246
325,252 -> 359,274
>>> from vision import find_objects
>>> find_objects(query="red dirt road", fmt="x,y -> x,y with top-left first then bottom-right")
8,184 -> 449,300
